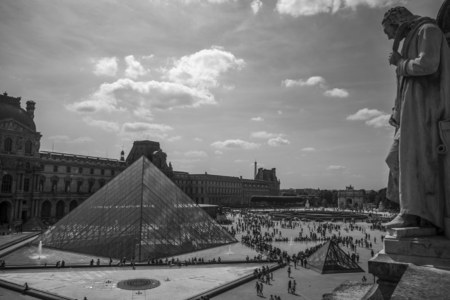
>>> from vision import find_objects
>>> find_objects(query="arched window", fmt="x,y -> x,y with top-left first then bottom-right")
69,200 -> 78,211
56,201 -> 65,218
41,201 -> 51,219
1,175 -> 13,193
4,138 -> 12,152
0,202 -> 11,224
25,140 -> 32,155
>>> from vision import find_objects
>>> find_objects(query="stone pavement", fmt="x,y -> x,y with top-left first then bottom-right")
214,262 -> 372,300
0,263 -> 265,300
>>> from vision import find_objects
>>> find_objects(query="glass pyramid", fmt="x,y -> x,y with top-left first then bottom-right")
307,240 -> 364,274
40,156 -> 237,261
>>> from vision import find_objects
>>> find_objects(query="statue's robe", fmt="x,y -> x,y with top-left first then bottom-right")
386,18 -> 450,228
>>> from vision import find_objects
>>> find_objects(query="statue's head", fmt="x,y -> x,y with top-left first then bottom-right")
382,7 -> 415,40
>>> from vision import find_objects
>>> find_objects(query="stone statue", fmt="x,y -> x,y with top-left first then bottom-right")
382,6 -> 450,231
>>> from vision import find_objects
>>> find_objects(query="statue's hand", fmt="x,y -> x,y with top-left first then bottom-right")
389,115 -> 399,128
389,52 -> 402,66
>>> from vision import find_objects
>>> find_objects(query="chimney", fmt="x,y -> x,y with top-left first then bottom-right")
26,101 -> 36,119
120,150 -> 125,161
254,161 -> 257,179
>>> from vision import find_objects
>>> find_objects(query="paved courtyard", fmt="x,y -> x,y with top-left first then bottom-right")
0,210 -> 387,299
0,264 -> 264,300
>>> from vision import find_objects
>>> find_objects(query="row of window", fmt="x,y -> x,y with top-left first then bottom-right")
2,137 -> 33,155
0,174 -> 106,194
51,165 -> 115,176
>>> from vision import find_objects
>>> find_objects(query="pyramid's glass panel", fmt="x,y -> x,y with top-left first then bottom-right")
40,157 -> 236,261
308,241 -> 363,274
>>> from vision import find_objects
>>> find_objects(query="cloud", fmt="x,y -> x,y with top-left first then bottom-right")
251,131 -> 278,139
251,116 -> 264,122
324,88 -> 349,98
133,107 -> 153,120
124,55 -> 148,79
251,0 -> 263,14
365,114 -> 390,128
327,165 -> 346,171
268,136 -> 290,147
211,139 -> 260,150
93,57 -> 118,77
301,147 -> 316,152
347,108 -> 390,128
83,117 -> 120,132
251,131 -> 290,146
283,76 -> 326,88
67,78 -> 216,113
122,122 -> 173,133
47,135 -> 94,144
185,150 -> 208,158
194,137 -> 203,142
347,108 -> 384,121
166,47 -> 245,89
276,0 -> 404,17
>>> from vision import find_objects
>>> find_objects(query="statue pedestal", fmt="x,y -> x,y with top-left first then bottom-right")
368,227 -> 450,299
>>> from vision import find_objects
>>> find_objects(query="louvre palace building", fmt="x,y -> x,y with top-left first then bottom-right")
0,92 -> 279,230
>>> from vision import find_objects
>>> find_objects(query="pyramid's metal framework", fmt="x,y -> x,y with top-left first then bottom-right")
40,156 -> 236,261
307,240 -> 364,274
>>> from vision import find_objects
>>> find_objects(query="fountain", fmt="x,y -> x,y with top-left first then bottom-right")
288,237 -> 294,246
29,241 -> 47,260
225,245 -> 234,255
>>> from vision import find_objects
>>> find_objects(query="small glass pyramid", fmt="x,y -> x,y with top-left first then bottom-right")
40,156 -> 236,261
307,240 -> 364,274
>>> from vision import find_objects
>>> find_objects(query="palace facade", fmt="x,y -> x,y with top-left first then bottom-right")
0,93 -> 279,229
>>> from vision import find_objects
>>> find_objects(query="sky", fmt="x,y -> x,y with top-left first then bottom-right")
0,0 -> 444,190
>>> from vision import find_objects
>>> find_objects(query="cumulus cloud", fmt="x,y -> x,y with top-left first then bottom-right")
133,107 -> 153,120
327,165 -> 346,171
251,116 -> 264,122
365,114 -> 390,128
301,147 -> 316,152
67,78 -> 215,113
124,55 -> 148,79
166,47 -> 245,89
347,108 -> 384,121
251,0 -> 263,14
211,139 -> 260,150
93,57 -> 118,77
185,150 -> 208,158
283,76 -> 326,88
83,117 -> 120,132
276,0 -> 405,17
347,108 -> 390,128
283,76 -> 349,98
251,131 -> 290,146
268,136 -> 290,147
324,88 -> 349,98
